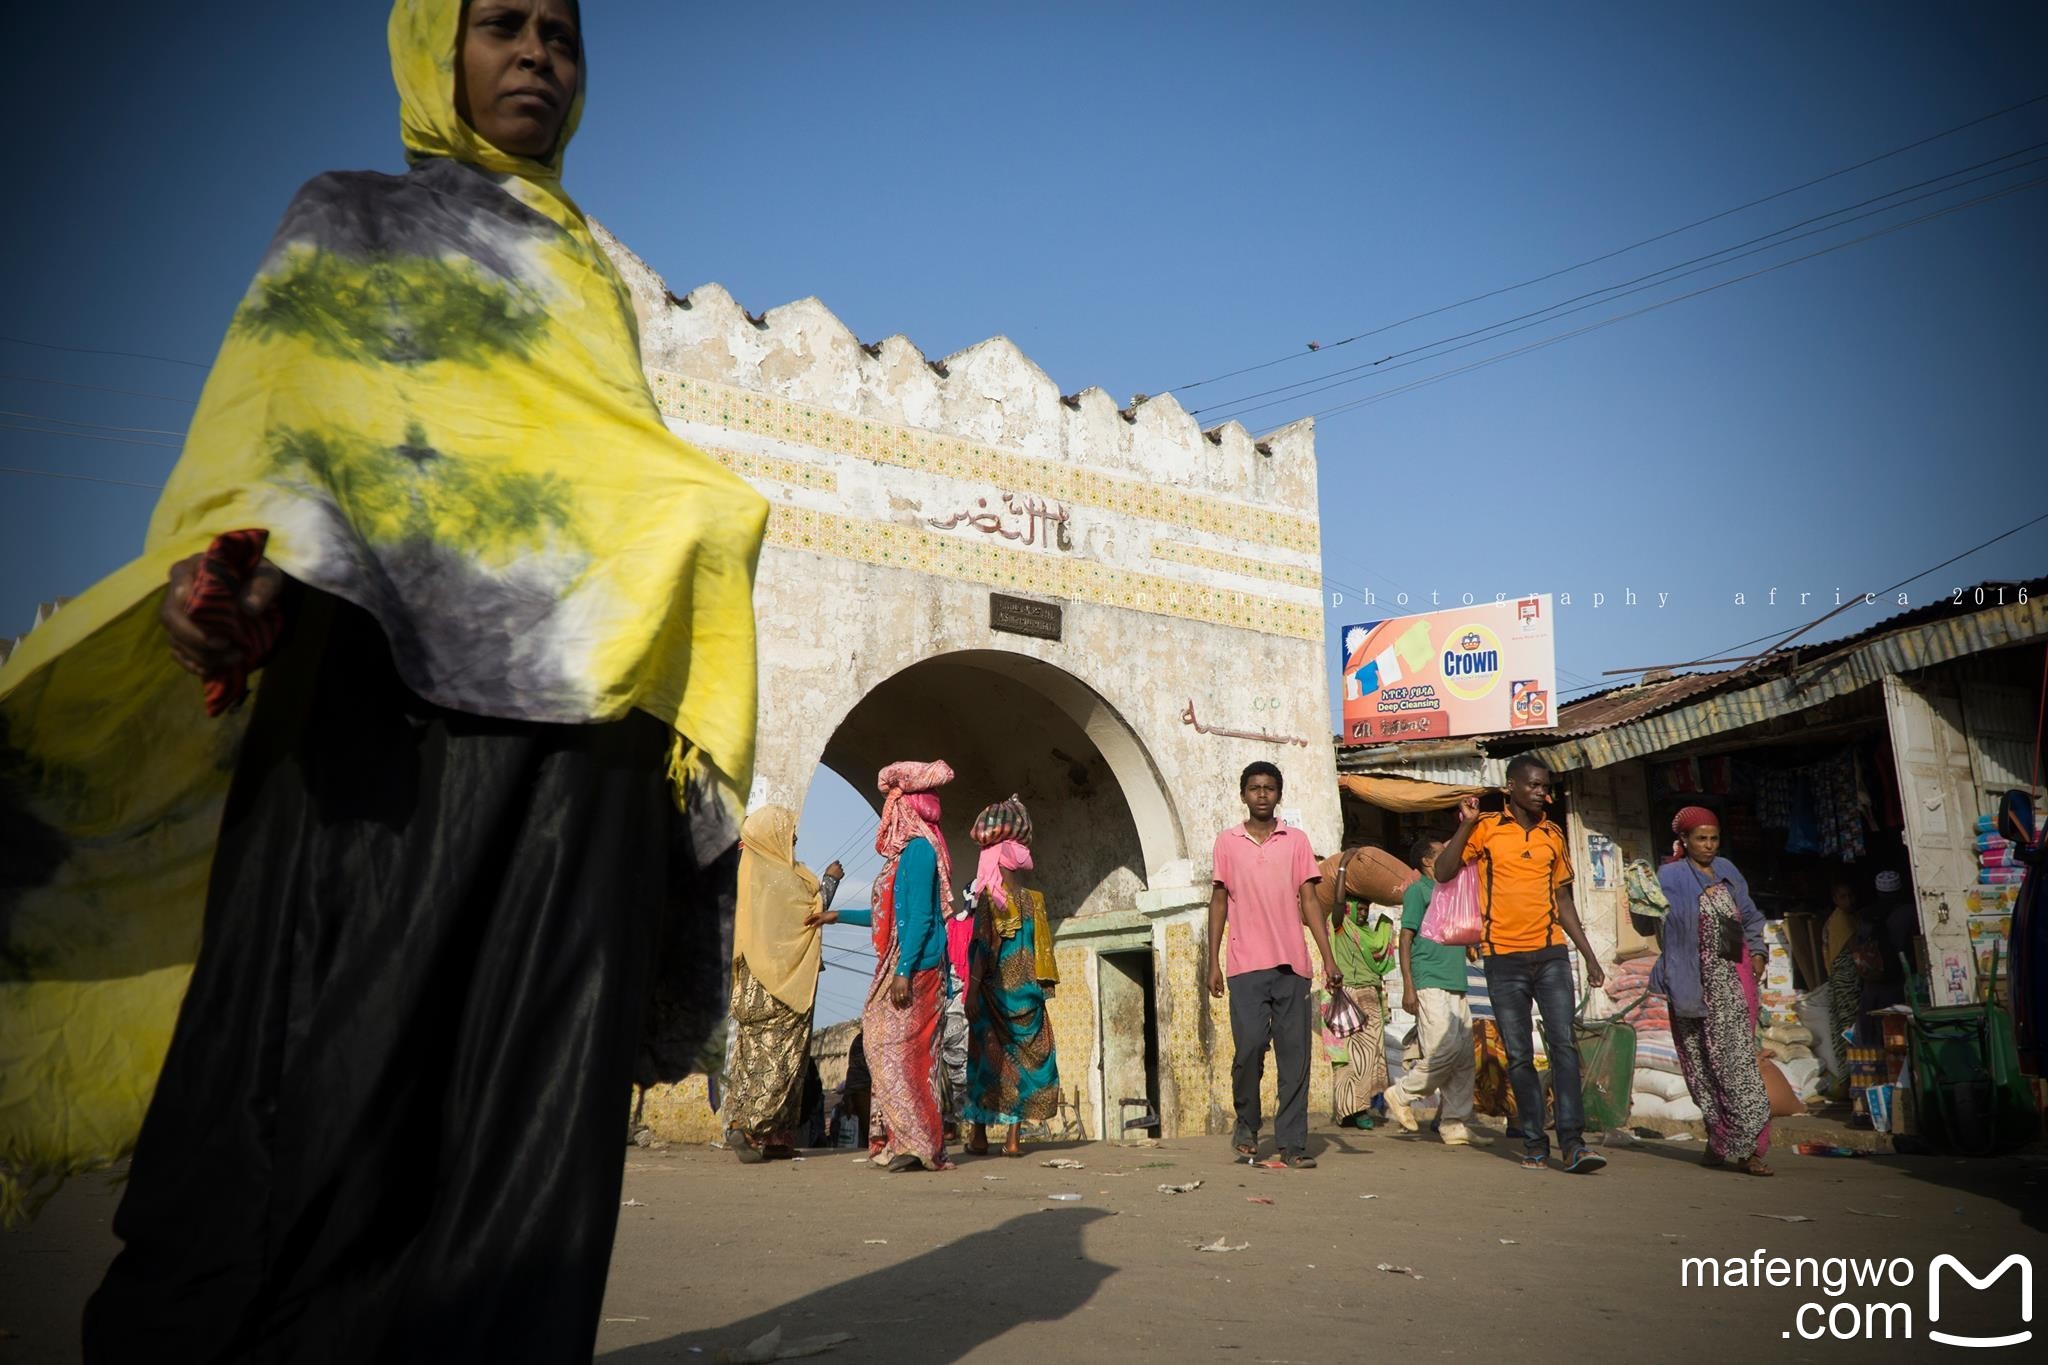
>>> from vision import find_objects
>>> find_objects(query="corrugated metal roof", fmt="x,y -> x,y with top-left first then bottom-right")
1335,576 -> 2047,779
1529,585 -> 2048,773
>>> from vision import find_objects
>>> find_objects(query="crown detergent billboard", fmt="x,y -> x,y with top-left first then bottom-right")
1338,595 -> 1557,744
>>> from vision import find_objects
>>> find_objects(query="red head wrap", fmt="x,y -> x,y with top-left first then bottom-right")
1666,805 -> 1720,863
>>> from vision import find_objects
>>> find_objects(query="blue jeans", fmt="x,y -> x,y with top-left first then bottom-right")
1483,949 -> 1583,1158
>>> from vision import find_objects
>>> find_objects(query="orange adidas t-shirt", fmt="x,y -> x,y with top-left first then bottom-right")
1460,812 -> 1572,956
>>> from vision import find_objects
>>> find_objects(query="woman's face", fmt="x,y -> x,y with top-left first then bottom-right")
456,0 -> 582,159
1831,883 -> 1856,912
1683,824 -> 1721,862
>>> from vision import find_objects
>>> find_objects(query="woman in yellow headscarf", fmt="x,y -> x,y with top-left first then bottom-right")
725,806 -> 842,1163
0,2 -> 766,1358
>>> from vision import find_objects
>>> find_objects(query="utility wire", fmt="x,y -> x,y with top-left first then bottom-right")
1,334 -> 207,369
1668,509 -> 2048,672
1195,142 -> 2048,421
1307,174 -> 2048,422
0,420 -> 182,450
0,409 -> 188,438
0,463 -> 164,490
0,373 -> 198,405
1554,511 -> 2048,702
1211,153 -> 2048,427
1165,93 -> 2048,395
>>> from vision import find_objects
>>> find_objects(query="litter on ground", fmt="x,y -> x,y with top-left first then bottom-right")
718,1326 -> 857,1363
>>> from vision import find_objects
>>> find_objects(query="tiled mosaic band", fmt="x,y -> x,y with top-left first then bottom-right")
764,504 -> 1322,642
1148,539 -> 1319,589
691,441 -> 839,493
650,369 -> 1320,556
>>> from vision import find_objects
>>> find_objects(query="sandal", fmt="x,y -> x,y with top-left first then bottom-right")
886,1154 -> 923,1173
1740,1155 -> 1774,1177
726,1128 -> 765,1165
1282,1150 -> 1317,1169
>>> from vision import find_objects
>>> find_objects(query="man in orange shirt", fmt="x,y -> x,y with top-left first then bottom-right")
1435,755 -> 1607,1173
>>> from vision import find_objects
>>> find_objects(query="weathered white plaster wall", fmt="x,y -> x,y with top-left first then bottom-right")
598,225 -> 1343,1138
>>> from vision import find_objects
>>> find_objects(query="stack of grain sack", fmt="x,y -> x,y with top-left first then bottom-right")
1605,956 -> 1699,1123
1755,920 -> 1826,1104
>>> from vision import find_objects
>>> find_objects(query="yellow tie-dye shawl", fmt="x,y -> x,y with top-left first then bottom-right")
0,0 -> 767,1222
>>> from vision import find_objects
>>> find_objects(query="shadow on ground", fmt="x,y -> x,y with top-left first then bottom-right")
601,1207 -> 1113,1363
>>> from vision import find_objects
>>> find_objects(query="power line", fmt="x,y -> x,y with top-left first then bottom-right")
1548,509 -> 2048,703
0,463 -> 164,490
0,372 -> 198,405
1,334 -> 207,370
0,408 -> 188,438
1210,150 -> 2048,426
1165,92 -> 2048,395
1686,509 -> 2048,671
0,420 -> 182,450
1307,173 -> 2048,422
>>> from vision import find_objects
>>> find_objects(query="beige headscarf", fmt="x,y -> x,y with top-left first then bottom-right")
735,806 -> 824,1015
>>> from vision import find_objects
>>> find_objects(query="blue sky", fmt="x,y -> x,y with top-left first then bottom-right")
11,3 -> 2046,1023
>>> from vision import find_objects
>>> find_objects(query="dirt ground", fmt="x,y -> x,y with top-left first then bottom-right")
5,1120 -> 2044,1363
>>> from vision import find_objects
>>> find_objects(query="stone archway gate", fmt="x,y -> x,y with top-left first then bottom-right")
601,228 -> 1343,1139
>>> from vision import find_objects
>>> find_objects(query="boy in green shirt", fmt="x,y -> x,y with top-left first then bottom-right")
1383,835 -> 1491,1146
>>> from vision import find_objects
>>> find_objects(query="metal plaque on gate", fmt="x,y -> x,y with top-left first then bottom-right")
989,592 -> 1062,642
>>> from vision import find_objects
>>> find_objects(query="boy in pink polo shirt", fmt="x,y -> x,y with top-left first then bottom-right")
1208,762 -> 1342,1167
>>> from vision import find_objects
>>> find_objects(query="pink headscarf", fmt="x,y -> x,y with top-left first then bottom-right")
871,762 -> 955,956
1666,805 -> 1719,864
975,841 -> 1035,911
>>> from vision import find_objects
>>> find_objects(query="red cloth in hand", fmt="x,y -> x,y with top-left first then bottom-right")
182,529 -> 281,717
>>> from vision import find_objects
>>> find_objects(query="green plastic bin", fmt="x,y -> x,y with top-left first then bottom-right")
1575,992 -> 1650,1133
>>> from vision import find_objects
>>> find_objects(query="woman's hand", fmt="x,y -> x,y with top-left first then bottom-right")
1750,952 -> 1767,981
825,860 -> 844,880
889,976 -> 912,1009
159,553 -> 284,676
803,908 -> 838,929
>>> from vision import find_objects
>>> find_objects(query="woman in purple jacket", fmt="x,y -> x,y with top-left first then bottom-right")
1648,806 -> 1774,1175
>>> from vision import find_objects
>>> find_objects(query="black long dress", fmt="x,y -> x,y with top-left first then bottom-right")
83,590 -> 734,1363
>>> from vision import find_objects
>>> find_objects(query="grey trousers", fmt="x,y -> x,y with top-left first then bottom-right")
1228,966 -> 1311,1153
941,986 -> 969,1122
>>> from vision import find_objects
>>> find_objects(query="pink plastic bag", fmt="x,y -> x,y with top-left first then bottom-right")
1419,864 -> 1482,946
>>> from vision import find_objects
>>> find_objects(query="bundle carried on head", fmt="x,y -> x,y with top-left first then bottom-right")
877,759 -> 953,796
971,795 -> 1033,849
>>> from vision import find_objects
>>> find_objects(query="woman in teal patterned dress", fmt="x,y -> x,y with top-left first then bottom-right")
962,797 -> 1061,1157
